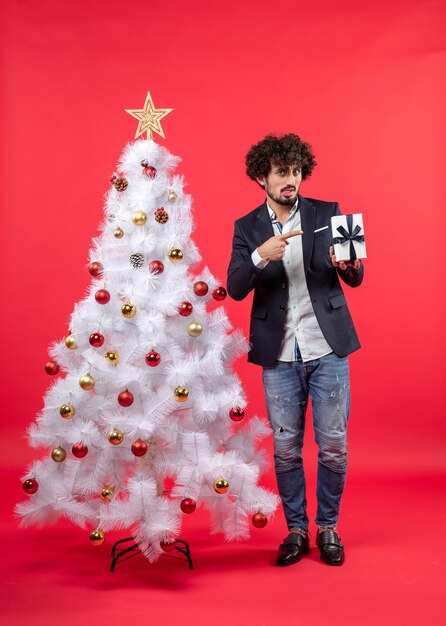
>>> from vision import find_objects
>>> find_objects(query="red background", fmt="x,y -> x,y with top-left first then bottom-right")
1,1 -> 445,624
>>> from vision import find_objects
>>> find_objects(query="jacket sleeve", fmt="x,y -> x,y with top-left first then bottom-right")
226,220 -> 263,301
337,263 -> 364,287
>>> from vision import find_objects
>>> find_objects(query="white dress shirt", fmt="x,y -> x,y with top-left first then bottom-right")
251,200 -> 332,362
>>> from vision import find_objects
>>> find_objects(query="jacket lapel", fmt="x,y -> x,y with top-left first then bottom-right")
299,195 -> 316,273
254,202 -> 286,279
254,202 -> 274,244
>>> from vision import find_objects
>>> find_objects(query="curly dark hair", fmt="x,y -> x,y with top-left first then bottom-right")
245,134 -> 316,185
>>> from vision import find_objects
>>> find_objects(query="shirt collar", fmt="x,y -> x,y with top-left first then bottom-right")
266,197 -> 299,222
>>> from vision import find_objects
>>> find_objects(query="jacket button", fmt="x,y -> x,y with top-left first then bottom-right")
279,305 -> 286,312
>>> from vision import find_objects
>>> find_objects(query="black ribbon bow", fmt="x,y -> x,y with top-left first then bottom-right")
333,214 -> 364,260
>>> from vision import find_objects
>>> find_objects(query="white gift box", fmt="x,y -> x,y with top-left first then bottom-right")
331,213 -> 367,261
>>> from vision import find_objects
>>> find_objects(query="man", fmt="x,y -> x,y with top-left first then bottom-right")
227,134 -> 364,566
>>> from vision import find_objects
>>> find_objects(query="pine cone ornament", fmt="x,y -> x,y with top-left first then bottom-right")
113,177 -> 128,192
130,253 -> 145,268
154,208 -> 169,224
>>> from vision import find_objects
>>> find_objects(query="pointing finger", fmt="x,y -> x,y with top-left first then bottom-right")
281,230 -> 304,240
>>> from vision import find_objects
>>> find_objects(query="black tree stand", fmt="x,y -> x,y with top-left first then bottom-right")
110,537 -> 194,572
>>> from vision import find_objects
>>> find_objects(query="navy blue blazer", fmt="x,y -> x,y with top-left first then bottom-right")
226,195 -> 364,366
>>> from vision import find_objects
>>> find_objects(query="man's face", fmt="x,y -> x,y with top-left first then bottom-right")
257,162 -> 302,206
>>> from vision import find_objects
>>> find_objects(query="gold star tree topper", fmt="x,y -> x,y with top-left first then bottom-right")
125,91 -> 173,140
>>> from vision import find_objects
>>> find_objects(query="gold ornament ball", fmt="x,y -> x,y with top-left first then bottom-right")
101,486 -> 114,501
121,303 -> 136,318
89,529 -> 105,546
168,248 -> 183,263
51,447 -> 67,463
168,191 -> 177,202
114,227 -> 124,239
174,386 -> 189,402
213,478 -> 229,494
79,374 -> 95,390
105,351 -> 119,365
65,335 -> 77,350
132,210 -> 147,226
60,403 -> 75,419
108,428 -> 124,445
187,321 -> 203,337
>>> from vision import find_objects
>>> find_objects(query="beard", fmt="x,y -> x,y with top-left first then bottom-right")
266,185 -> 298,206
270,194 -> 296,206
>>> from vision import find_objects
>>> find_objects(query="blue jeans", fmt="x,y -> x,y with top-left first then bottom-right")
262,349 -> 350,533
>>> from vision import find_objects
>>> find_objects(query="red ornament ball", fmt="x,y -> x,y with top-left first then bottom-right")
95,289 -> 110,304
229,407 -> 245,422
131,440 -> 148,457
88,262 -> 103,277
160,539 -> 177,552
178,301 -> 193,316
45,360 -> 59,376
72,443 -> 88,458
180,498 -> 197,514
23,478 -> 39,494
193,281 -> 209,297
145,351 -> 161,367
149,260 -> 164,275
143,166 -> 157,179
252,512 -> 268,528
89,332 -> 104,348
212,286 -> 227,301
118,390 -> 134,407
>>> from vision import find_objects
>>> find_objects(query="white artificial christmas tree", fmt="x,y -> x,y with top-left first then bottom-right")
17,93 -> 279,564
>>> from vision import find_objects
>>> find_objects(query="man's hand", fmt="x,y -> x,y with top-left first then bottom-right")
258,230 -> 303,261
329,245 -> 361,271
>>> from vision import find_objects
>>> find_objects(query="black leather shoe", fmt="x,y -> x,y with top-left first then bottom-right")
316,529 -> 345,566
277,533 -> 310,566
